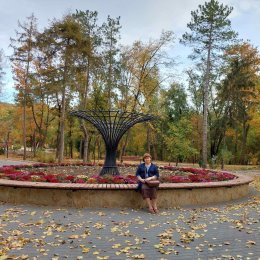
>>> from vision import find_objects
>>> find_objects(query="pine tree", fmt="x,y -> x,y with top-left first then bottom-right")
101,16 -> 121,109
72,10 -> 102,162
10,14 -> 38,160
181,0 -> 237,168
219,42 -> 260,164
38,14 -> 87,162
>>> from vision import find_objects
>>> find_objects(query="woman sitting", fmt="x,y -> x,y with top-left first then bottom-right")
136,153 -> 159,214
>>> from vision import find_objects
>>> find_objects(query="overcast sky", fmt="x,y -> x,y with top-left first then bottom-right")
1,0 -> 260,102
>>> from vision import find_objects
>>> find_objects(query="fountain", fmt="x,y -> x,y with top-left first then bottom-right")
70,110 -> 157,175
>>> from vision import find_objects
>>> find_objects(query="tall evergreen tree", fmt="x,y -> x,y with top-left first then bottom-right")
181,0 -> 237,168
38,15 -> 87,162
10,14 -> 38,160
72,10 -> 102,162
101,16 -> 121,109
219,42 -> 260,164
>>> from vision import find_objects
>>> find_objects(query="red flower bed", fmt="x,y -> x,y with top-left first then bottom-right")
0,163 -> 236,184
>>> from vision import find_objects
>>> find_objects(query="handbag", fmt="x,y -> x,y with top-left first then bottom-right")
145,179 -> 160,188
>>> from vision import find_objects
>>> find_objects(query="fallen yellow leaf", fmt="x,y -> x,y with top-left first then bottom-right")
82,247 -> 90,253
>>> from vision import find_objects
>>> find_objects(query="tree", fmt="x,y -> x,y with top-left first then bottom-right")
186,69 -> 203,114
247,98 -> 260,164
218,42 -> 260,164
161,83 -> 189,122
27,57 -> 55,152
101,16 -> 121,109
163,117 -> 198,165
119,31 -> 174,111
38,15 -> 88,162
156,83 -> 190,161
0,103 -> 15,157
181,0 -> 237,168
10,14 -> 38,160
72,10 -> 102,162
118,31 -> 174,160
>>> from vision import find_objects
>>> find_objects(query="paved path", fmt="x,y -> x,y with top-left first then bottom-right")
233,170 -> 260,176
0,160 -> 259,259
0,191 -> 259,259
0,159 -> 37,167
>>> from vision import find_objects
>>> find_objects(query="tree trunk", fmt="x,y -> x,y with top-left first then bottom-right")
56,118 -> 60,159
83,136 -> 89,162
87,134 -> 92,162
79,60 -> 91,162
69,129 -> 73,159
6,132 -> 10,158
221,158 -> 224,170
39,97 -> 51,149
57,86 -> 66,163
79,139 -> 83,159
98,137 -> 102,161
93,136 -> 97,163
119,131 -> 130,163
240,121 -> 249,164
81,122 -> 89,163
22,44 -> 32,161
202,43 -> 212,169
22,93 -> 27,160
234,129 -> 238,164
70,142 -> 73,159
31,99 -> 45,149
152,142 -> 157,160
146,124 -> 151,154
33,130 -> 37,158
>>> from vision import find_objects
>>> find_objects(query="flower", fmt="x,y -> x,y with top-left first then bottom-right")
76,175 -> 88,180
87,177 -> 98,184
0,162 -> 236,184
31,175 -> 44,182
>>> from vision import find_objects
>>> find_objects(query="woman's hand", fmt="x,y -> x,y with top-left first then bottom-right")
145,177 -> 156,181
140,178 -> 146,183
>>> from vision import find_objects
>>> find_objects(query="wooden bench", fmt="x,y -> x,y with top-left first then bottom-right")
0,173 -> 252,208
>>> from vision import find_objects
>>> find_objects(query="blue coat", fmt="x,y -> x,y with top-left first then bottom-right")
135,163 -> 159,191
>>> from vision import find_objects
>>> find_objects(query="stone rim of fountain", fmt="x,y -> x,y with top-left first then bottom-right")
0,172 -> 253,189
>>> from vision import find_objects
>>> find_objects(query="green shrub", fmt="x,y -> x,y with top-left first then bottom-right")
36,151 -> 56,163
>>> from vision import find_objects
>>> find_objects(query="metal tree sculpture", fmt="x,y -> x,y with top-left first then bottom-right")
70,110 -> 157,175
